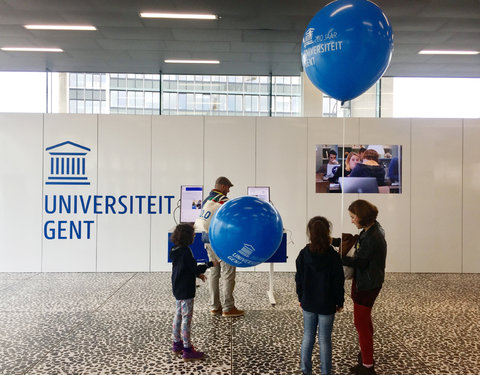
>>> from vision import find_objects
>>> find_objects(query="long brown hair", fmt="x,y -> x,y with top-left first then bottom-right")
307,216 -> 331,254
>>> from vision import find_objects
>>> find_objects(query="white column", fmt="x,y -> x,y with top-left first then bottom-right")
301,71 -> 324,117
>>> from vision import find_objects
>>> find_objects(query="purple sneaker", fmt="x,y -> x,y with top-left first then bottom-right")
182,345 -> 205,361
172,341 -> 183,355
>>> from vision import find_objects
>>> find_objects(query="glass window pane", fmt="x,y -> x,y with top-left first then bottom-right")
118,91 -> 127,107
127,91 -> 135,107
145,92 -> 153,108
69,73 -> 77,87
152,92 -> 160,109
236,95 -> 242,112
136,92 -> 144,108
260,96 -> 268,112
227,95 -> 234,111
252,96 -> 258,112
203,94 -> 210,111
69,100 -> 76,113
77,100 -> 85,113
194,94 -> 202,111
111,91 -> 118,107
187,94 -> 194,110
178,93 -> 186,110
77,74 -> 85,87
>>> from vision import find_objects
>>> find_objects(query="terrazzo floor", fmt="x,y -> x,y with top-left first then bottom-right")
0,271 -> 479,375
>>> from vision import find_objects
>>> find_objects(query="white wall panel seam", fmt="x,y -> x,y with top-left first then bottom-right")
149,115 -> 153,272
202,116 -> 206,186
461,119 -> 464,273
409,118 -> 412,273
95,115 -> 99,272
306,118 -> 310,236
41,114 -> 45,272
255,117 -> 258,185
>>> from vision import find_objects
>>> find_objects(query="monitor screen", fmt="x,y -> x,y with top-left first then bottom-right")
338,177 -> 379,194
247,186 -> 270,202
180,185 -> 203,223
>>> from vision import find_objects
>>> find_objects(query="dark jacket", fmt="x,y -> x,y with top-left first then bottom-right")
295,245 -> 345,315
170,245 -> 213,300
342,222 -> 387,291
349,163 -> 386,186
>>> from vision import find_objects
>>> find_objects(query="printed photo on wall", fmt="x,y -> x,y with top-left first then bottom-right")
315,144 -> 402,194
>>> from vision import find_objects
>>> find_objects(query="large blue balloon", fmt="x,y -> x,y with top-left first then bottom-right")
209,196 -> 283,267
301,0 -> 394,102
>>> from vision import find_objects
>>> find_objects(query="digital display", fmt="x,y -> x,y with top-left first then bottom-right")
180,185 -> 203,223
247,186 -> 270,202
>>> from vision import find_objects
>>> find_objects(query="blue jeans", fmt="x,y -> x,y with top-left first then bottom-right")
301,310 -> 335,375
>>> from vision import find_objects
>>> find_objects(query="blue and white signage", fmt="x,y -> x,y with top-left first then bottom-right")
43,140 -> 175,240
45,141 -> 91,185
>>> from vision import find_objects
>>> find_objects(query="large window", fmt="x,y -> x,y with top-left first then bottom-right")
66,73 -> 302,117
69,73 -> 107,114
393,78 -> 480,118
109,74 -> 160,114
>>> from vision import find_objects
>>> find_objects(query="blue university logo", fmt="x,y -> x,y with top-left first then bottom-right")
45,141 -> 91,185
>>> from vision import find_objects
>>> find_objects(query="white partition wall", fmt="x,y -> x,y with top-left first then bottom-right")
256,117 -> 308,271
203,116 -> 256,197
359,118 -> 411,272
411,119 -> 463,272
463,119 -> 480,273
0,114 -> 43,271
43,114 -> 98,272
96,115 -> 152,272
0,113 -> 479,273
204,117 -> 256,272
151,116 -> 204,272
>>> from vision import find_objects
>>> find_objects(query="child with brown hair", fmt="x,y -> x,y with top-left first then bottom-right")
170,223 -> 217,361
296,216 -> 345,375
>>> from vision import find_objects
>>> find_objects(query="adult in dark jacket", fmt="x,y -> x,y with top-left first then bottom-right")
343,200 -> 387,375
349,149 -> 386,186
295,216 -> 344,375
170,223 -> 216,361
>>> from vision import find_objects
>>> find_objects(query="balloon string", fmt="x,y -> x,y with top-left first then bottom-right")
340,116 -> 345,247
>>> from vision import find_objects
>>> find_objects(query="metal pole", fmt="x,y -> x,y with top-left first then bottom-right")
269,72 -> 273,117
45,70 -> 49,113
159,70 -> 162,115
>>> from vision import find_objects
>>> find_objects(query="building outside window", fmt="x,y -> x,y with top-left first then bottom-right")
67,73 -> 302,117
69,73 -> 107,114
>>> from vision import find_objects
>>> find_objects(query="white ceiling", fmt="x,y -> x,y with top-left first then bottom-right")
0,0 -> 479,77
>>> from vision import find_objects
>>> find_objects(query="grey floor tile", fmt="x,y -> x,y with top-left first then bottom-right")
27,311 -> 232,375
0,272 -> 478,374
0,311 -> 88,375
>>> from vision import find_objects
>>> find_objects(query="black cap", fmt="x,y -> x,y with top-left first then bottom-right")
215,176 -> 233,187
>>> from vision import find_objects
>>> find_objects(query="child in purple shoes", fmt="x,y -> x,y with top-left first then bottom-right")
170,223 -> 217,361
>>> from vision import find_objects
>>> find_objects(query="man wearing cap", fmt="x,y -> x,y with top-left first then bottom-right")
194,176 -> 244,317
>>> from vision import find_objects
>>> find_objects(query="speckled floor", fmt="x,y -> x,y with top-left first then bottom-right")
0,272 -> 479,375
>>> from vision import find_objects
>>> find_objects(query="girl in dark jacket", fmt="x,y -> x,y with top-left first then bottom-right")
343,200 -> 387,375
295,216 -> 345,375
170,223 -> 216,361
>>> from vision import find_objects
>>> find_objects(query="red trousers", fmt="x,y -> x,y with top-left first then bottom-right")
353,302 -> 374,365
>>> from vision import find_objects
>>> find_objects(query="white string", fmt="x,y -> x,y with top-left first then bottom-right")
340,116 -> 345,243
